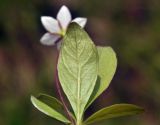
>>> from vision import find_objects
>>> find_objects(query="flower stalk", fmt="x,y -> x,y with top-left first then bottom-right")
55,53 -> 75,125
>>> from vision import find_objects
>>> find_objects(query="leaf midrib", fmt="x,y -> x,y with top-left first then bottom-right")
75,29 -> 81,122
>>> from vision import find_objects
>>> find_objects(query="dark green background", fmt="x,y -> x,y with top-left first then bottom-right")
0,0 -> 160,125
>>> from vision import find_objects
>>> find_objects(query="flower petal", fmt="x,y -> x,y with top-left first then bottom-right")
40,33 -> 61,46
72,17 -> 87,28
57,5 -> 71,30
41,16 -> 61,33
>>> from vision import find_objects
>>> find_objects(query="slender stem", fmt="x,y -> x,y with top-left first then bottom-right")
55,52 -> 75,125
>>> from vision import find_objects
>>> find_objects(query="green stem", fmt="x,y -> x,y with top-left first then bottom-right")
76,120 -> 82,125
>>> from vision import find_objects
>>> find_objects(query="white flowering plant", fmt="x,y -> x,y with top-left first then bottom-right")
31,5 -> 144,125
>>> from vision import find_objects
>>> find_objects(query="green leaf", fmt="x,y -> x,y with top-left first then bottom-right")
37,94 -> 69,118
84,104 -> 144,125
58,23 -> 98,121
86,47 -> 117,109
31,95 -> 70,123
37,94 -> 76,121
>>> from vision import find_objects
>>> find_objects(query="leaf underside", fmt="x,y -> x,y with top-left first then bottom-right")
31,95 -> 70,123
86,46 -> 117,109
84,104 -> 144,125
58,23 -> 98,120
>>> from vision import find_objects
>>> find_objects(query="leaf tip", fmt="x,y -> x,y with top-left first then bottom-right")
30,95 -> 34,102
68,22 -> 83,31
30,95 -> 38,108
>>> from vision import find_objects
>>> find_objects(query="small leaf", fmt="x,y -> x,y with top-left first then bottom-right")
84,104 -> 144,125
31,95 -> 70,123
38,94 -> 76,120
37,94 -> 68,117
58,23 -> 98,121
86,47 -> 117,109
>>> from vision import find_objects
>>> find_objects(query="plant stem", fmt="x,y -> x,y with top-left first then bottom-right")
55,53 -> 75,125
76,120 -> 82,125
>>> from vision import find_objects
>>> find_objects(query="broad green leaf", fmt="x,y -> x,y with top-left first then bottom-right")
84,104 -> 144,125
31,95 -> 70,123
58,23 -> 98,121
86,47 -> 117,109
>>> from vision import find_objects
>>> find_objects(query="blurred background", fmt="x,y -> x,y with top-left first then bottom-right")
0,0 -> 160,125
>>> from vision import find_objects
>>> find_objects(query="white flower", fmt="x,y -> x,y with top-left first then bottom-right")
40,5 -> 87,47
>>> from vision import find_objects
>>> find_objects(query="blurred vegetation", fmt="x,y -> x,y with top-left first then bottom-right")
0,0 -> 160,125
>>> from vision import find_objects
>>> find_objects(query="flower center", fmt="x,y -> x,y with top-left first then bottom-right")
60,29 -> 66,36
